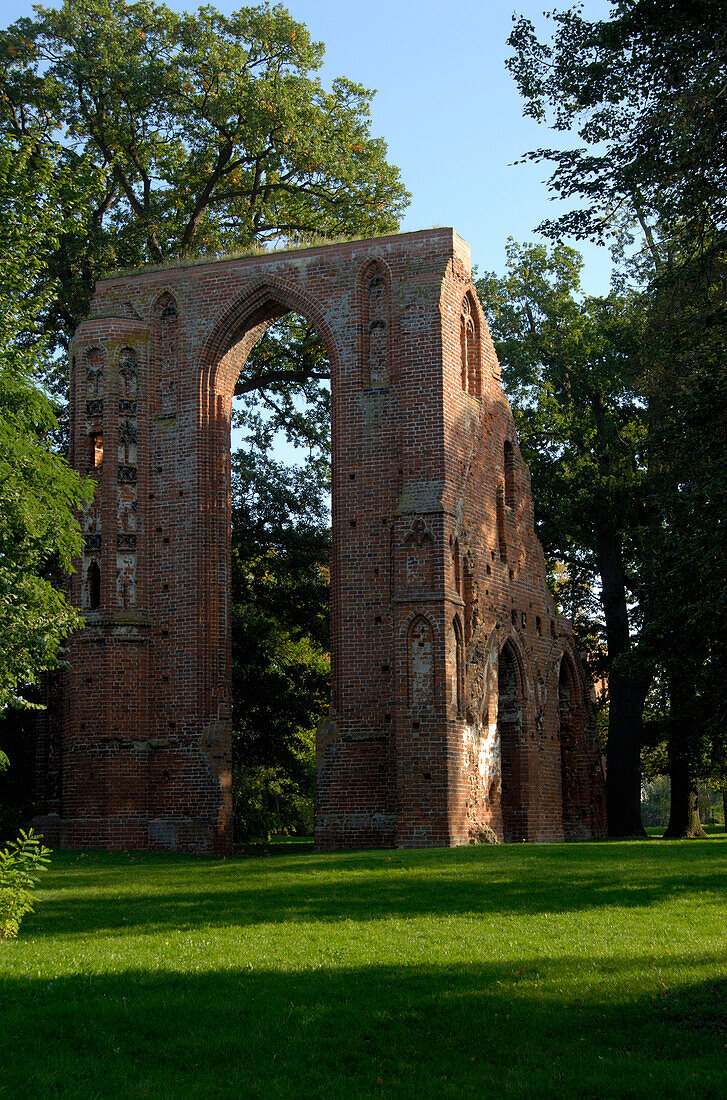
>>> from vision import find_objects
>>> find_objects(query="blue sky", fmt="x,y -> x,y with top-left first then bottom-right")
6,0 -> 614,292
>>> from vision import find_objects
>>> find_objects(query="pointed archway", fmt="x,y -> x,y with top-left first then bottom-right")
497,640 -> 528,842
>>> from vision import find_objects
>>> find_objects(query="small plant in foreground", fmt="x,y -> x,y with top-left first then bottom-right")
0,829 -> 51,938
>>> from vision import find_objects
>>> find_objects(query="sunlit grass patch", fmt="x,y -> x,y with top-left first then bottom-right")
1,837 -> 725,1098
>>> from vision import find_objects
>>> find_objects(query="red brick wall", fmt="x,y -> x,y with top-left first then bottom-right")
35,228 -> 605,853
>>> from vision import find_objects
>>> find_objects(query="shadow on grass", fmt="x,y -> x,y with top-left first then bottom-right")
29,838 -> 727,938
1,961 -> 725,1098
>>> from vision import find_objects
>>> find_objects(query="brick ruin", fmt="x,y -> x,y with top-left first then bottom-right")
34,228 -> 606,853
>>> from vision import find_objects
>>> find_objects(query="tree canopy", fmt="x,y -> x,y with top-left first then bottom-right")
478,241 -> 649,836
1,0 -> 410,358
507,0 -> 727,834
508,0 -> 727,247
0,130 -> 93,713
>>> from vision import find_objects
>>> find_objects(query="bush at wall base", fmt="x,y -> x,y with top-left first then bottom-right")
0,829 -> 51,939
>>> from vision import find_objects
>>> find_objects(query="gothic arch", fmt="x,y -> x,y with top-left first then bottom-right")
201,277 -> 342,400
558,648 -> 590,839
558,648 -> 583,706
399,607 -> 440,640
196,277 -> 345,714
497,636 -> 529,841
543,635 -> 587,713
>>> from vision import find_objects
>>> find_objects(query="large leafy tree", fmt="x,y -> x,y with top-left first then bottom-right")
0,131 -> 93,715
478,241 -> 649,836
507,0 -> 727,248
639,247 -> 727,836
1,0 -> 409,367
507,0 -> 727,835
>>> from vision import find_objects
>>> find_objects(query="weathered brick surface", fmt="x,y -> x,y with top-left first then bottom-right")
35,229 -> 606,853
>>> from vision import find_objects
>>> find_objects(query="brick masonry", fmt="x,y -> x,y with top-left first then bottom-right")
34,228 -> 606,853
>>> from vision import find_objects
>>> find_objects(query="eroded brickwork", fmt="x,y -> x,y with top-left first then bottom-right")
35,229 -> 605,853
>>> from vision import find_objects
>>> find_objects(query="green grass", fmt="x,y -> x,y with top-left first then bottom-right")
2,837 -> 726,1099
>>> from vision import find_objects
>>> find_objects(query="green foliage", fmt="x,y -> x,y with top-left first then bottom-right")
233,761 -> 314,843
0,706 -> 38,842
230,445 -> 329,840
0,129 -> 94,712
507,0 -> 727,246
0,828 -> 50,938
477,240 -> 647,663
234,312 -> 331,469
1,0 -> 409,348
639,245 -> 727,807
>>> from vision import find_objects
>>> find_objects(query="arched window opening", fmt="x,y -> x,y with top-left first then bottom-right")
497,642 -> 527,841
227,306 -> 333,813
504,440 -> 516,508
88,560 -> 101,610
453,538 -> 461,595
460,294 -> 480,397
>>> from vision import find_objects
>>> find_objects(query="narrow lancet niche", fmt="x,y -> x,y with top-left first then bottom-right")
460,293 -> 480,397
504,440 -> 516,508
408,616 -> 435,708
361,260 -> 390,386
156,293 -> 179,415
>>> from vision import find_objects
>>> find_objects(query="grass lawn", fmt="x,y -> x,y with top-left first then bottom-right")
1,836 -> 726,1099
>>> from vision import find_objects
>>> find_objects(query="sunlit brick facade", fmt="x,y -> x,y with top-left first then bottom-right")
35,229 -> 605,853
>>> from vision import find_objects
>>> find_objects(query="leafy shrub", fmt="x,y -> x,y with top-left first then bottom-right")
233,765 -> 314,843
0,828 -> 51,939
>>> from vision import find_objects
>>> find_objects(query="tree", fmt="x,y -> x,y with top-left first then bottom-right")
507,0 -> 727,836
230,445 -> 330,840
234,310 -> 331,473
639,246 -> 727,836
507,0 -> 727,249
0,131 -> 94,716
477,240 -> 649,836
1,0 -> 409,370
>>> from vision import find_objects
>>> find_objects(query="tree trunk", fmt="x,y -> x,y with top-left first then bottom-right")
595,526 -> 648,837
723,788 -> 727,834
606,672 -> 649,836
663,675 -> 707,839
664,752 -> 707,838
